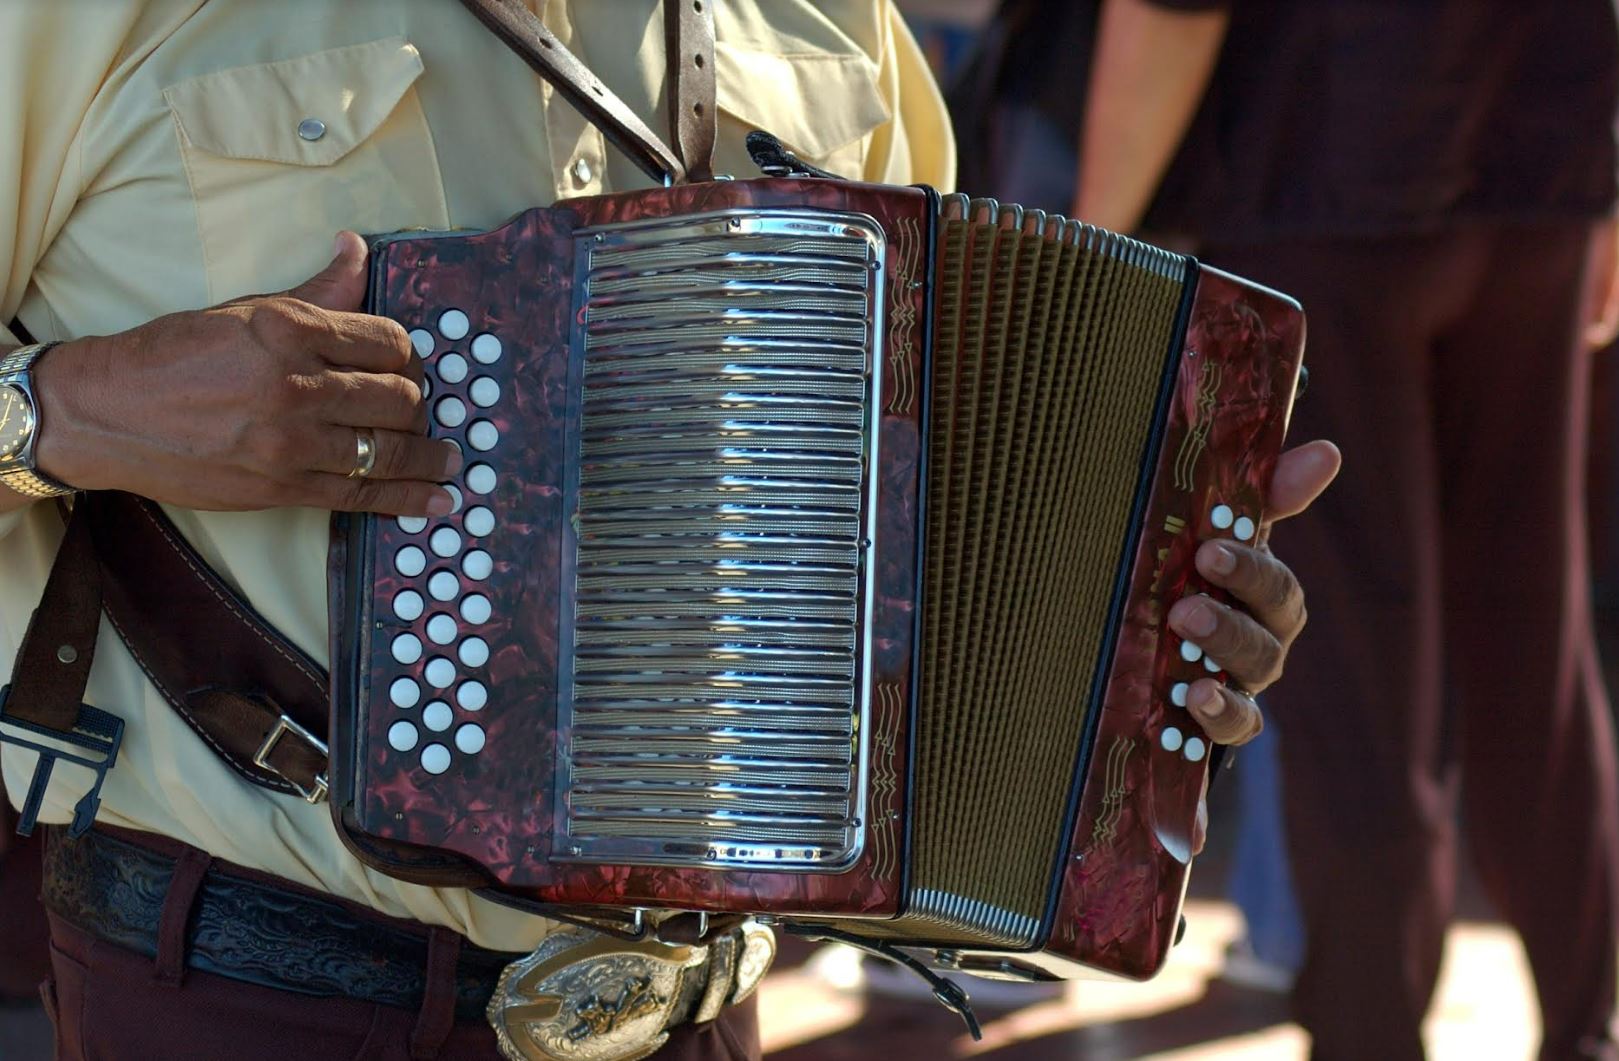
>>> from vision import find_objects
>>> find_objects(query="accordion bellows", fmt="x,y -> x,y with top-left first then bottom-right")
331,178 -> 1305,981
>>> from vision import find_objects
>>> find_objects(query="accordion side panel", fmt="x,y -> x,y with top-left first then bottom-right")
1042,265 -> 1305,979
345,207 -> 579,875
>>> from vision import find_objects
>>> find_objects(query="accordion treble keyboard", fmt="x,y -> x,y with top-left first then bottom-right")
334,177 -> 1305,981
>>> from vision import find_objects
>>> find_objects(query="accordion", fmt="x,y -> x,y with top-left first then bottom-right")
329,176 -> 1305,984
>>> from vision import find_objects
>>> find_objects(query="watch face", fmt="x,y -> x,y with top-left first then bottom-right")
0,384 -> 33,462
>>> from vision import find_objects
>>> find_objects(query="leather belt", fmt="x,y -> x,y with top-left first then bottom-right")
41,827 -> 769,1059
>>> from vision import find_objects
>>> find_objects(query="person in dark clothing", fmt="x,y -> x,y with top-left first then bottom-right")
1065,1 -> 1619,1058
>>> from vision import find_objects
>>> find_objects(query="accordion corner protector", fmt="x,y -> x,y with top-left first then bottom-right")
331,177 -> 1306,981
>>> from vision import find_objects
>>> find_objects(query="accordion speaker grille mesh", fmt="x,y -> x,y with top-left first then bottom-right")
883,207 -> 1187,946
559,213 -> 884,869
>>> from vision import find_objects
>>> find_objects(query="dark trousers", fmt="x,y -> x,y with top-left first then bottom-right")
0,803 -> 50,1001
1207,220 -> 1619,1061
37,832 -> 759,1061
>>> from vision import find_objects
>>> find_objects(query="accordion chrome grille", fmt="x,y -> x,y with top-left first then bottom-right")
557,210 -> 885,870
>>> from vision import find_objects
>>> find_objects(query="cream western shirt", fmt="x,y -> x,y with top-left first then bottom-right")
0,0 -> 953,950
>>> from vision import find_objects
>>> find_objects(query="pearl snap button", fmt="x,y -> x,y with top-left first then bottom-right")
572,157 -> 594,185
297,118 -> 327,142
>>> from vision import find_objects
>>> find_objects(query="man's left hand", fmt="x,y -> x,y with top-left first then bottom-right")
1166,439 -> 1341,746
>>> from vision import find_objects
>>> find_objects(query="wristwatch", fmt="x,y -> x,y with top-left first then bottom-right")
0,341 -> 74,499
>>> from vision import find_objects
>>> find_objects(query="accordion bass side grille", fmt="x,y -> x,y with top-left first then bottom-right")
556,210 -> 885,871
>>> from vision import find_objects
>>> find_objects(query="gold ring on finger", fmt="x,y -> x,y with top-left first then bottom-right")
348,429 -> 378,479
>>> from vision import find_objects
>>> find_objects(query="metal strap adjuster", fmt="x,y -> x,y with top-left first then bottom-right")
252,714 -> 329,804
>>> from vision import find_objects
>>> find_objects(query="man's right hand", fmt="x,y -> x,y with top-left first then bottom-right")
31,231 -> 458,517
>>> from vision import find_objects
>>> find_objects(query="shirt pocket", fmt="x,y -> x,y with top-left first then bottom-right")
712,43 -> 891,180
163,36 -> 449,303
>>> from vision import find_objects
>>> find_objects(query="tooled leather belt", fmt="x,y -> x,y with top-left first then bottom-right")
38,826 -> 744,1033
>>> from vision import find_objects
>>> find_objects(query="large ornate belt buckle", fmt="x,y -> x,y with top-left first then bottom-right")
487,927 -> 707,1061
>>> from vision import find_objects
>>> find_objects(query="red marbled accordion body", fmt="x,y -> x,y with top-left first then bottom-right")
329,178 -> 1304,979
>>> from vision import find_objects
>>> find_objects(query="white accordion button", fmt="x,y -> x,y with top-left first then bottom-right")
466,464 -> 496,495
408,329 -> 435,359
1184,736 -> 1208,762
1234,515 -> 1257,541
438,309 -> 470,341
471,333 -> 502,364
457,681 -> 488,711
430,527 -> 462,558
464,507 -> 495,538
437,352 -> 469,386
422,701 -> 454,733
444,483 -> 464,514
1211,503 -> 1234,530
389,677 -> 421,710
420,743 -> 452,775
463,550 -> 493,581
1160,727 -> 1185,753
455,724 -> 486,755
435,396 -> 468,430
458,637 -> 489,668
397,515 -> 428,535
428,571 -> 458,602
390,633 -> 423,666
424,657 -> 456,689
467,421 -> 499,452
1179,639 -> 1203,663
460,594 -> 492,625
1170,681 -> 1189,708
426,613 -> 458,646
419,376 -> 432,401
387,720 -> 419,753
394,546 -> 427,578
393,590 -> 425,623
1204,654 -> 1222,673
470,377 -> 500,408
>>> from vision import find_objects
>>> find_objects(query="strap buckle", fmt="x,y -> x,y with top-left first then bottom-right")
0,683 -> 124,838
252,714 -> 329,804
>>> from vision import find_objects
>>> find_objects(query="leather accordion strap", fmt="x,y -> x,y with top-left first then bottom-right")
458,0 -> 718,186
7,493 -> 331,804
665,0 -> 717,182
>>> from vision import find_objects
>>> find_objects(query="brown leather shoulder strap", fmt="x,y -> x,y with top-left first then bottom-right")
665,0 -> 717,182
459,0 -> 714,186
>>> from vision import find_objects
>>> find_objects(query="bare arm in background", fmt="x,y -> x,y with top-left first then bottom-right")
1074,0 -> 1230,231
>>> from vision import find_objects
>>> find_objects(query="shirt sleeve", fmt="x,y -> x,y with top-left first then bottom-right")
1140,0 -> 1231,9
863,1 -> 958,191
0,4 -> 137,538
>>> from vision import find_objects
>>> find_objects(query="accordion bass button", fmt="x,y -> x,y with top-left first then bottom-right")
438,309 -> 470,341
1170,682 -> 1189,708
430,527 -> 462,558
435,397 -> 468,430
437,353 -> 469,385
1183,737 -> 1208,763
1179,640 -> 1203,663
387,720 -> 419,752
1210,504 -> 1234,530
426,614 -> 458,645
463,507 -> 495,538
395,546 -> 427,578
457,681 -> 488,711
1160,727 -> 1185,753
390,633 -> 424,666
455,724 -> 486,755
422,701 -> 454,732
460,594 -> 492,625
470,333 -> 502,365
467,421 -> 499,452
420,744 -> 452,775
389,677 -> 421,710
469,378 -> 500,408
408,329 -> 434,359
423,657 -> 456,689
428,571 -> 458,602
465,465 -> 496,495
393,590 -> 425,622
458,637 -> 490,668
444,483 -> 464,514
463,550 -> 493,581
397,516 -> 428,535
1233,516 -> 1257,541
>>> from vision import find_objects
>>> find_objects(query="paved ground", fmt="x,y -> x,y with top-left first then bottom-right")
758,901 -> 1540,1060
